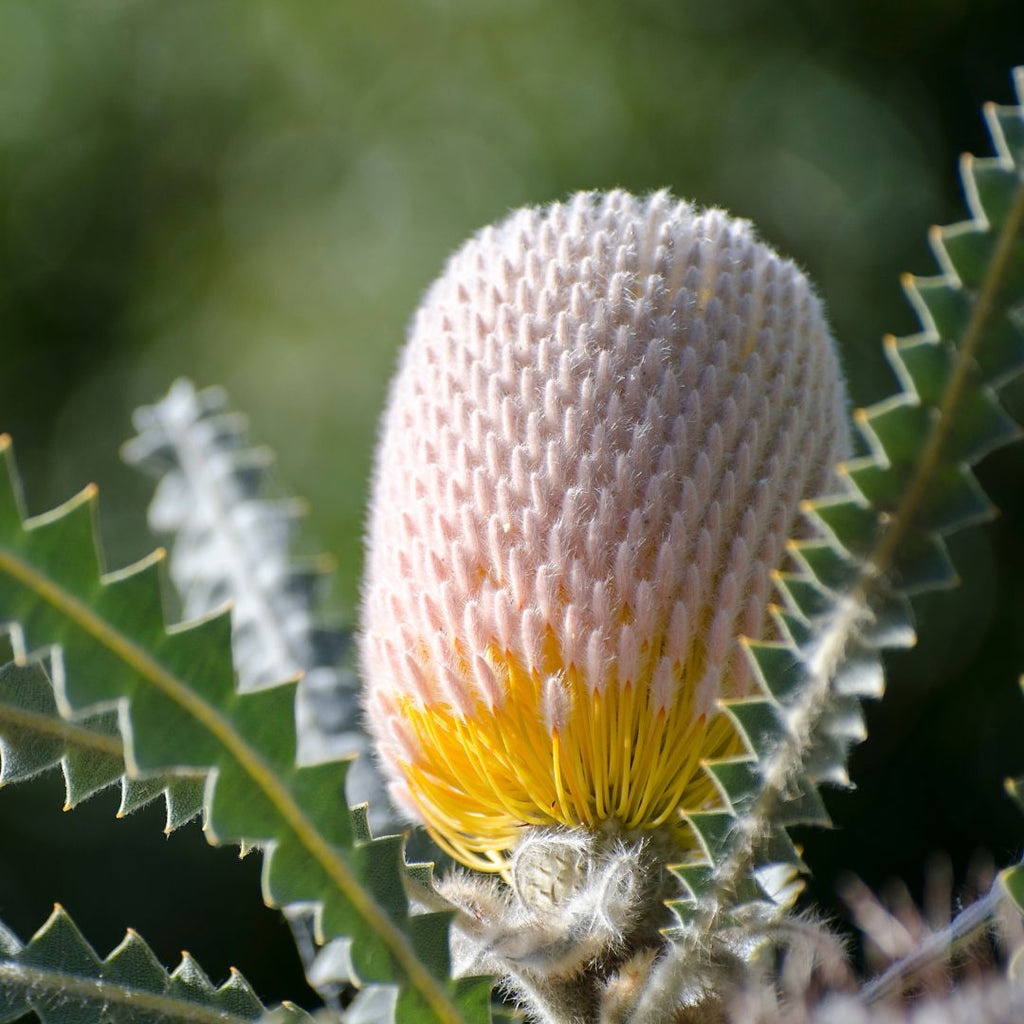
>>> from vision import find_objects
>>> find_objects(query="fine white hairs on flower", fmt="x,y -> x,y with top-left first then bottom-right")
360,188 -> 850,832
441,829 -> 653,982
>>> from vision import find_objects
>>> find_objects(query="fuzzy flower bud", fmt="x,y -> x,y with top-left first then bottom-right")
360,190 -> 850,872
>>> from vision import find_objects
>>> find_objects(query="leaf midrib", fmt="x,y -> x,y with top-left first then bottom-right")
0,697 -> 124,757
0,959 -> 267,1024
0,537 -> 470,1024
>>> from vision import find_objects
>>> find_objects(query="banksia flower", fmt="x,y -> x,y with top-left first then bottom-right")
360,190 -> 850,873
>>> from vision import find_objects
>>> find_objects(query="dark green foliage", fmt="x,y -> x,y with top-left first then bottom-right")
0,656 -> 203,828
0,904 -> 310,1024
664,66 -> 1024,951
121,379 -> 395,834
0,437 -> 491,1023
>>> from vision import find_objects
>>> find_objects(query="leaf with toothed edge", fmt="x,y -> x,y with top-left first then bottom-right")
121,378 -> 397,840
805,494 -> 883,558
0,436 -> 492,1024
787,541 -> 857,594
0,904 -> 312,1024
773,574 -> 833,620
742,639 -> 807,705
0,654 -> 204,827
644,73 -> 1024,997
721,698 -> 789,761
703,757 -> 761,814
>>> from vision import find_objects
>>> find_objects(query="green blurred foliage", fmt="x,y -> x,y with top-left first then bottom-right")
1,0 -> 1023,1010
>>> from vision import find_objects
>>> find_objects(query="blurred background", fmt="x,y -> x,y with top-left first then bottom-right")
1,0 -> 1023,1011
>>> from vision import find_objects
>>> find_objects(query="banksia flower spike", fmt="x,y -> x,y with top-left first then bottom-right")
360,190 -> 850,874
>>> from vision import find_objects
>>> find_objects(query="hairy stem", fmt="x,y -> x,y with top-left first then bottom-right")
860,881 -> 1005,1004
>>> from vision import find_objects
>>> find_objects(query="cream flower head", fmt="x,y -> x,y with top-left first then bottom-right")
360,190 -> 850,872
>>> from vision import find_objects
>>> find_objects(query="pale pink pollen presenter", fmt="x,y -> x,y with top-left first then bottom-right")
359,190 -> 850,873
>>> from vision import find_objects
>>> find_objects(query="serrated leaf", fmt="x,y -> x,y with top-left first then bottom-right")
742,640 -> 806,704
806,495 -> 882,558
0,439 -> 490,1024
773,574 -> 833,620
123,379 -> 396,834
721,698 -> 789,761
0,656 -> 203,827
703,757 -> 761,814
0,905 -> 309,1024
638,77 -> 1024,1001
788,541 -> 857,593
683,811 -> 736,866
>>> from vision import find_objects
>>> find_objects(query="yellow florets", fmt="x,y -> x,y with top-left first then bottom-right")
399,648 -> 740,872
360,190 -> 849,871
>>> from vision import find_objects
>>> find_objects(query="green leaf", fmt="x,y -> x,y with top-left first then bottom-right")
0,437 -> 491,1024
0,905 -> 311,1024
806,493 -> 882,558
644,78 -> 1024,996
0,655 -> 203,826
122,379 -> 397,835
683,811 -> 736,866
741,641 -> 806,704
703,757 -> 760,814
720,698 -> 790,761
787,541 -> 857,593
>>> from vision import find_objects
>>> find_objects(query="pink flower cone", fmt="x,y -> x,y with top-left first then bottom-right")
360,190 -> 850,871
